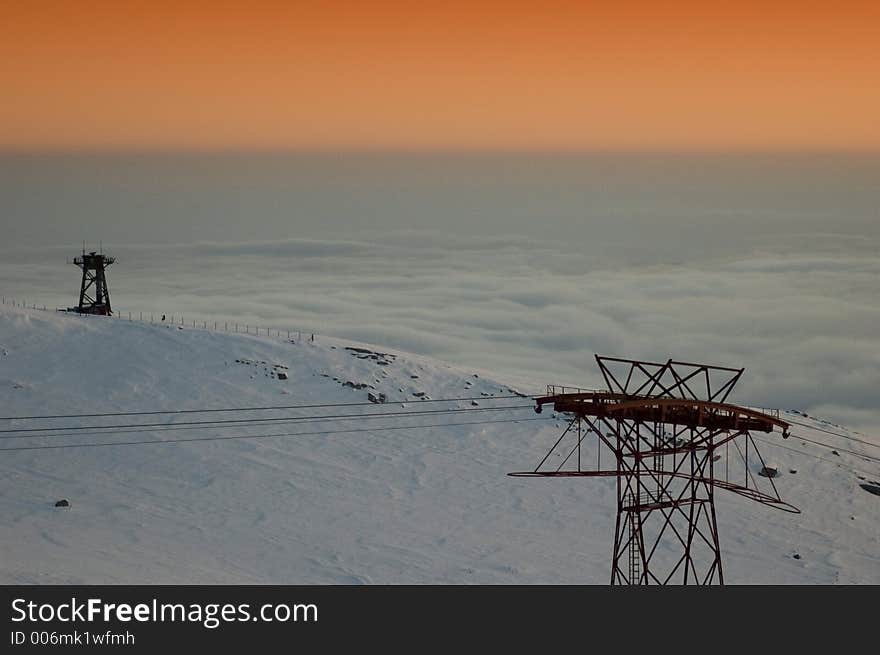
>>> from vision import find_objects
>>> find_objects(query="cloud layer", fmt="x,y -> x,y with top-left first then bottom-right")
2,232 -> 878,433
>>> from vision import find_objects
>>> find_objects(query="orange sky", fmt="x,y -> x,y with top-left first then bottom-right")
2,1 -> 879,150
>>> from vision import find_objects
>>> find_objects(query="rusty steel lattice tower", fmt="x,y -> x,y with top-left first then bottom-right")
72,246 -> 115,315
511,356 -> 799,585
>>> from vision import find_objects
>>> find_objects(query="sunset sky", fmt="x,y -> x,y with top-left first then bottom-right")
2,1 -> 879,150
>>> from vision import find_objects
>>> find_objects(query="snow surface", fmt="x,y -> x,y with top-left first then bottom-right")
0,305 -> 877,584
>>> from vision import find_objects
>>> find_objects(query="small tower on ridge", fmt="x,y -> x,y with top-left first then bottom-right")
72,244 -> 115,315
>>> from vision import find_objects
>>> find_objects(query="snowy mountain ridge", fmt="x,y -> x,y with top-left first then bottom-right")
0,305 -> 877,584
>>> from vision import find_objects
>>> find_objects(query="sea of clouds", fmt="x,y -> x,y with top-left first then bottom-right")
2,232 -> 878,434
0,152 -> 877,432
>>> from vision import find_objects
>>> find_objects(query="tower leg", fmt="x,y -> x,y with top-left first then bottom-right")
609,422 -> 724,585
78,267 -> 89,311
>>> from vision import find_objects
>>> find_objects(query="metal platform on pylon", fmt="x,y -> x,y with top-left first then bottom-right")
511,355 -> 798,585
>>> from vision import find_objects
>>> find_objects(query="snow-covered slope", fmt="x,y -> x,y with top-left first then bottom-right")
0,305 -> 877,583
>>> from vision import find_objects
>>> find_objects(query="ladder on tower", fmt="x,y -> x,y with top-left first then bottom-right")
627,495 -> 641,584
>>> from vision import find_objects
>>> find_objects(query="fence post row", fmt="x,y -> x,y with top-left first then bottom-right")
3,296 -> 318,344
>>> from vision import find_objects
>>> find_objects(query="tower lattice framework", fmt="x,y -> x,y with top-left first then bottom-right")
511,355 -> 798,585
72,248 -> 115,315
